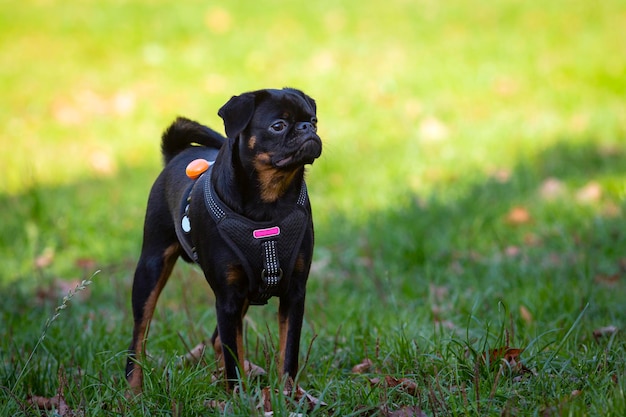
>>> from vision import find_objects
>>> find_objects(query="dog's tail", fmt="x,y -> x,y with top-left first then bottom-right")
161,117 -> 226,165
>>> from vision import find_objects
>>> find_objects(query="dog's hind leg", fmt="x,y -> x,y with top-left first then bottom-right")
126,241 -> 180,394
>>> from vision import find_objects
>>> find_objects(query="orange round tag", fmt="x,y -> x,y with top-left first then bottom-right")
185,159 -> 210,179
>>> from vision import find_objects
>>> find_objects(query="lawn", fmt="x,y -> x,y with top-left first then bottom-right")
1,0 -> 625,415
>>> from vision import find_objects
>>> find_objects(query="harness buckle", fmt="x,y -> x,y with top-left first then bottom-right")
261,267 -> 284,287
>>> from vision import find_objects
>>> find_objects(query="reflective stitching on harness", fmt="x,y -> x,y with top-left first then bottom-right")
204,175 -> 225,220
262,240 -> 281,281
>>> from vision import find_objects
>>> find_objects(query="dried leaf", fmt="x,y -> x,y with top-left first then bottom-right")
369,376 -> 382,385
75,257 -> 97,270
506,206 -> 531,225
245,360 -> 267,377
593,325 -> 618,342
183,341 -> 207,364
261,386 -> 273,413
29,395 -> 73,416
384,375 -> 419,396
387,405 -> 428,417
285,385 -> 328,410
482,346 -> 534,376
352,358 -> 373,374
34,248 -> 55,269
204,399 -> 226,411
520,305 -> 533,325
485,347 -> 523,364
576,181 -> 602,203
539,177 -> 565,200
594,273 -> 620,287
505,246 -> 521,257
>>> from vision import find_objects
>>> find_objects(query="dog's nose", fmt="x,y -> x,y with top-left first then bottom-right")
296,122 -> 315,133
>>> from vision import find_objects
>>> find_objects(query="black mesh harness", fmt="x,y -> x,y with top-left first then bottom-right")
175,165 -> 311,305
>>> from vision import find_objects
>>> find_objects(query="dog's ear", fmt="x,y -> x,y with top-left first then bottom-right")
284,88 -> 316,114
218,92 -> 256,139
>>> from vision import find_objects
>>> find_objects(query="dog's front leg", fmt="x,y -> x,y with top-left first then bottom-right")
278,292 -> 306,389
214,295 -> 248,389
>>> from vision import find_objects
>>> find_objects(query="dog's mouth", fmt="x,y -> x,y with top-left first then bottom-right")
274,137 -> 322,168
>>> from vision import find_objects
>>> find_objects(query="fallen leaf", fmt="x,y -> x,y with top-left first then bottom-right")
481,346 -> 533,376
182,341 -> 207,364
594,273 -> 620,287
490,168 -> 511,183
36,279 -> 91,304
34,248 -> 55,269
593,325 -> 618,342
576,181 -> 602,203
29,395 -> 73,416
75,257 -> 97,270
246,360 -> 267,378
539,177 -> 565,200
369,376 -> 382,385
505,246 -> 521,257
258,385 -> 327,414
352,358 -> 373,374
386,405 -> 428,417
261,386 -> 273,413
484,347 -> 523,364
204,399 -> 226,412
286,385 -> 328,410
506,206 -> 531,225
520,305 -> 533,325
384,375 -> 419,397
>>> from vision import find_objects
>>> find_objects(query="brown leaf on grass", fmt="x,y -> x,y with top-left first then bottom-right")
385,405 -> 428,417
576,181 -> 602,203
257,385 -> 327,414
75,257 -> 97,270
506,206 -> 532,225
245,360 -> 267,378
594,273 -> 620,287
384,375 -> 419,397
204,399 -> 226,412
29,395 -> 74,416
481,346 -> 533,376
36,279 -> 91,304
520,305 -> 533,325
352,358 -> 373,374
286,385 -> 328,410
261,386 -> 273,413
34,248 -> 55,269
183,341 -> 208,364
484,347 -> 523,364
593,325 -> 618,342
505,246 -> 521,257
539,177 -> 566,200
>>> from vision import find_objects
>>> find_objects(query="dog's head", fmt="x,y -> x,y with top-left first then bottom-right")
218,88 -> 322,172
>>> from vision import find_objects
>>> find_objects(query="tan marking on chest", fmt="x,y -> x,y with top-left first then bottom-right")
253,153 -> 299,203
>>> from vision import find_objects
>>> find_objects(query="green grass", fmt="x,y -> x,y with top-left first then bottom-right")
1,0 -> 625,415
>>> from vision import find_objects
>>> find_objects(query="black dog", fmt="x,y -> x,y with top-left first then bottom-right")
126,88 -> 322,393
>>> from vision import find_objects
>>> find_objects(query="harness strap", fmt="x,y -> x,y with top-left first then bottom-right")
200,166 -> 310,305
175,183 -> 200,262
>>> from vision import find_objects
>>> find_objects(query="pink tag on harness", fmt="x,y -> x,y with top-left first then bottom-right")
253,226 -> 281,239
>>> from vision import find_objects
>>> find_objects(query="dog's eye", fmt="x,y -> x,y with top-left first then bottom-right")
270,121 -> 287,133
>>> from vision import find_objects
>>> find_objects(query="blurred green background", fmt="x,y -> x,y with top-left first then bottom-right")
1,0 -> 625,414
1,0 -> 624,282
